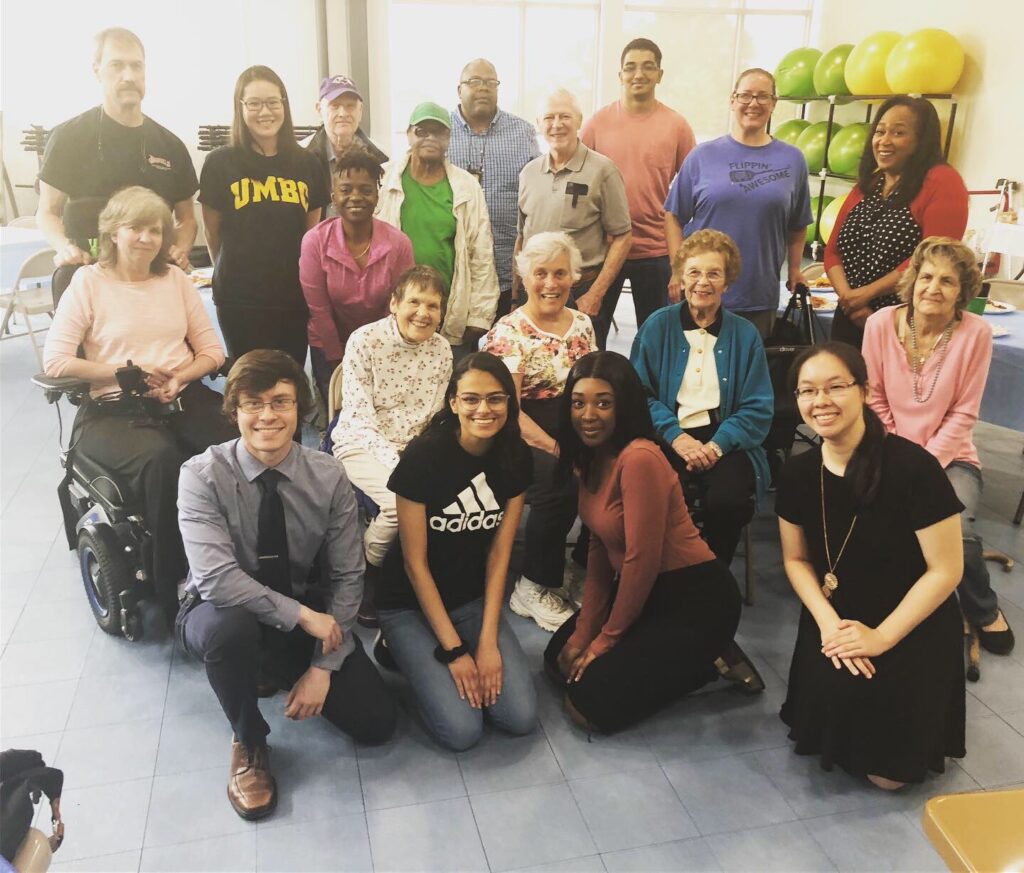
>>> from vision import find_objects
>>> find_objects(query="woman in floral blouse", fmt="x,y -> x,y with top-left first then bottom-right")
484,232 -> 597,632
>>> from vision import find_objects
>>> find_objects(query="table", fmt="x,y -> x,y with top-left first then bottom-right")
922,788 -> 1024,872
1,226 -> 50,288
778,288 -> 1024,432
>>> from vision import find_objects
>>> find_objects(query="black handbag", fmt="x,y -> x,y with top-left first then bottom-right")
0,749 -> 64,862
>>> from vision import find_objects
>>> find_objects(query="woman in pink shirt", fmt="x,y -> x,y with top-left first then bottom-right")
300,151 -> 414,399
863,237 -> 1013,655
44,186 -> 233,621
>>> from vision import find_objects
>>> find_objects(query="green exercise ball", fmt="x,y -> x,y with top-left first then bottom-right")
885,28 -> 965,94
795,121 -> 842,175
846,31 -> 902,96
774,118 -> 811,146
807,195 -> 835,244
775,47 -> 822,99
827,122 -> 870,175
813,44 -> 854,96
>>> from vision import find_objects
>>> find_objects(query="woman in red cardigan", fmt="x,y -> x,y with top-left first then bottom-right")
824,96 -> 968,348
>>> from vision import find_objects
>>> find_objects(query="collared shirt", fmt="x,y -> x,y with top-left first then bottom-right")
178,440 -> 364,671
300,127 -> 389,219
449,107 -> 540,292
517,141 -> 631,269
676,305 -> 723,428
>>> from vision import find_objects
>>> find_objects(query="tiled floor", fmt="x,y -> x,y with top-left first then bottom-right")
2,299 -> 1023,872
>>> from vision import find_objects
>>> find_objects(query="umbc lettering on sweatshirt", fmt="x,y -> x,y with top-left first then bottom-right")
230,176 -> 310,210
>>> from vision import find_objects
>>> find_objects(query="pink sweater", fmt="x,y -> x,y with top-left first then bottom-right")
44,264 -> 225,397
863,306 -> 991,469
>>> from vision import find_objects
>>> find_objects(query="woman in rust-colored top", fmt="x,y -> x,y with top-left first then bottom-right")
543,351 -> 763,733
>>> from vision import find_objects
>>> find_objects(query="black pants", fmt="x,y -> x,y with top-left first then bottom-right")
522,398 -> 578,588
71,382 -> 235,617
593,256 -> 671,347
544,560 -> 741,733
178,600 -> 396,749
829,307 -> 864,349
216,303 -> 308,368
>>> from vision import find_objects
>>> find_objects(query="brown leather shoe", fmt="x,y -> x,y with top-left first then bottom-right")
227,739 -> 276,820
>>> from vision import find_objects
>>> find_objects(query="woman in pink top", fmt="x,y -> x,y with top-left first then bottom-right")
863,237 -> 1013,655
44,186 -> 233,620
543,351 -> 762,734
300,151 -> 414,399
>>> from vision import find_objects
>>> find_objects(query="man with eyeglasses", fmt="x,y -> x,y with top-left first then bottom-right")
301,74 -> 389,217
377,102 -> 500,360
177,349 -> 396,821
36,27 -> 198,271
581,38 -> 695,340
448,59 -> 539,319
516,88 -> 632,351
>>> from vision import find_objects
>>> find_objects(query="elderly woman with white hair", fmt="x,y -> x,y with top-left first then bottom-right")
484,231 -> 597,631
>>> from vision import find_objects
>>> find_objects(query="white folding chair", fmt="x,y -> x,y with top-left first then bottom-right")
0,247 -> 56,370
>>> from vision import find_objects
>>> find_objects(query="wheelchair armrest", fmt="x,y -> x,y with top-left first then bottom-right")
32,373 -> 91,404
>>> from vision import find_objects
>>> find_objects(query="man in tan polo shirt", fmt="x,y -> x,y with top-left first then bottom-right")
515,88 -> 632,349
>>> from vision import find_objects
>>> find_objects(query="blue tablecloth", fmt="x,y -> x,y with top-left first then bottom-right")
1,227 -> 50,288
778,288 -> 1024,432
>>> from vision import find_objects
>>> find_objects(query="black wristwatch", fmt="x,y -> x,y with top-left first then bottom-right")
434,642 -> 469,664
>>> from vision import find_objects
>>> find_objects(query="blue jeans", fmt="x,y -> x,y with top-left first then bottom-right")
946,461 -> 999,627
377,598 -> 538,751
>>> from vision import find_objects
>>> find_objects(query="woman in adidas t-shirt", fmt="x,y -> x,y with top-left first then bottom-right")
375,352 -> 537,750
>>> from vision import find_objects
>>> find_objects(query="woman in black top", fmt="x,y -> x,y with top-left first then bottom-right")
776,341 -> 965,788
375,352 -> 537,751
200,66 -> 329,366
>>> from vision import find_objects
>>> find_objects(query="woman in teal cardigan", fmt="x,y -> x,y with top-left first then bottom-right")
630,229 -> 772,563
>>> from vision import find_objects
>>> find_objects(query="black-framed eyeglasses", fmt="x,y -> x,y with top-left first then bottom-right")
238,397 -> 298,413
733,92 -> 776,105
241,98 -> 286,112
461,77 -> 500,89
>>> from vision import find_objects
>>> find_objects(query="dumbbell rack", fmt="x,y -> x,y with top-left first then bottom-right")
768,93 -> 958,259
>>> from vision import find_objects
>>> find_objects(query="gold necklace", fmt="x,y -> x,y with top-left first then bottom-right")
820,459 -> 858,598
350,238 -> 372,260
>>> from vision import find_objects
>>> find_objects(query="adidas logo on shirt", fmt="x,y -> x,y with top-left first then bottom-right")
429,472 -> 505,533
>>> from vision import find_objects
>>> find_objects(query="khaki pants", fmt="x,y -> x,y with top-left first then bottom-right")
336,446 -> 398,566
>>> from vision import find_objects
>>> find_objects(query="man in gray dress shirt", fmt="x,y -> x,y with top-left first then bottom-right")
176,349 -> 395,821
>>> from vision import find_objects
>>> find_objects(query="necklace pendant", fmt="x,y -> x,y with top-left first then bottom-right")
822,572 -> 839,599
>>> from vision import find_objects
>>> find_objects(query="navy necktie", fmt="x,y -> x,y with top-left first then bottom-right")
256,469 -> 291,596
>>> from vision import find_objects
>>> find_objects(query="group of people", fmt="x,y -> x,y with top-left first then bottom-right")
34,25 -> 1014,824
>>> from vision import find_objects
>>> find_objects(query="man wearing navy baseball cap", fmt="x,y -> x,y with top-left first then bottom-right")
301,74 -> 388,214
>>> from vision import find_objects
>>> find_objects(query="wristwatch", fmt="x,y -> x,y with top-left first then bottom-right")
434,642 -> 469,664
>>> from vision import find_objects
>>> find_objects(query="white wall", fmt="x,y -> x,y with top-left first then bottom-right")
814,0 -> 1024,246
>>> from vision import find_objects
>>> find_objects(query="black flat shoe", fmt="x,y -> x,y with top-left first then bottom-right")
372,630 -> 398,672
714,641 -> 766,694
978,614 -> 1015,656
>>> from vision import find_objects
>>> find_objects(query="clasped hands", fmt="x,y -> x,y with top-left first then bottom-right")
835,286 -> 873,327
448,642 -> 503,709
819,618 -> 893,679
672,433 -> 720,472
139,365 -> 183,403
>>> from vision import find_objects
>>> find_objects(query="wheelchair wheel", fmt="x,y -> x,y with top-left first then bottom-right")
78,527 -> 135,637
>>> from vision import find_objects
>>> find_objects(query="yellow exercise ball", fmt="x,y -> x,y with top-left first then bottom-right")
819,193 -> 849,245
885,29 -> 965,94
846,32 -> 902,96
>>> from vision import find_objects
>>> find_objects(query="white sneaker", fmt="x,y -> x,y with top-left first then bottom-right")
559,563 -> 585,609
510,576 -> 574,632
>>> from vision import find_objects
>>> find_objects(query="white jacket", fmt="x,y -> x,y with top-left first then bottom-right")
376,153 -> 499,344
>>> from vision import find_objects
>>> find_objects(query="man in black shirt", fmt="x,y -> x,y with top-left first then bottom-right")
36,27 -> 198,270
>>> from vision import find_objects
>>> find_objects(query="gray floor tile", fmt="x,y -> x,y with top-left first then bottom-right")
9,590 -> 98,643
965,653 -> 1024,714
705,820 -> 836,872
140,832 -> 256,872
0,678 -> 78,735
1003,707 -> 1024,736
0,731 -> 62,763
957,714 -> 1024,787
66,672 -> 169,729
602,837 -> 721,872
145,767 -> 252,848
50,850 -> 142,872
1,636 -> 92,686
471,782 -> 596,872
356,720 -> 466,811
367,796 -> 488,872
807,805 -> 946,872
256,814 -> 372,872
569,768 -> 698,853
80,632 -> 173,681
164,656 -> 223,717
457,726 -> 564,796
56,718 -> 161,789
664,752 -> 798,836
515,856 -> 606,872
53,778 -> 152,861
754,745 -> 883,818
155,709 -> 233,775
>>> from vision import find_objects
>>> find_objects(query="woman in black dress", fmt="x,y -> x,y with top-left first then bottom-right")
776,341 -> 965,789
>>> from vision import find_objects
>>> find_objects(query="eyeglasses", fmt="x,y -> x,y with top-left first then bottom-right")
238,397 -> 298,414
412,125 -> 450,140
683,268 -> 726,284
622,62 -> 660,74
461,77 -> 500,89
794,381 -> 857,401
733,92 -> 776,105
241,98 -> 285,112
456,393 -> 510,409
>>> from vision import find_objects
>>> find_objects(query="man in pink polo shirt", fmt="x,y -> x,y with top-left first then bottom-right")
581,38 -> 695,341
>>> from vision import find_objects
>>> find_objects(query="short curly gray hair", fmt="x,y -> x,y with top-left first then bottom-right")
897,236 -> 982,317
515,232 -> 583,284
